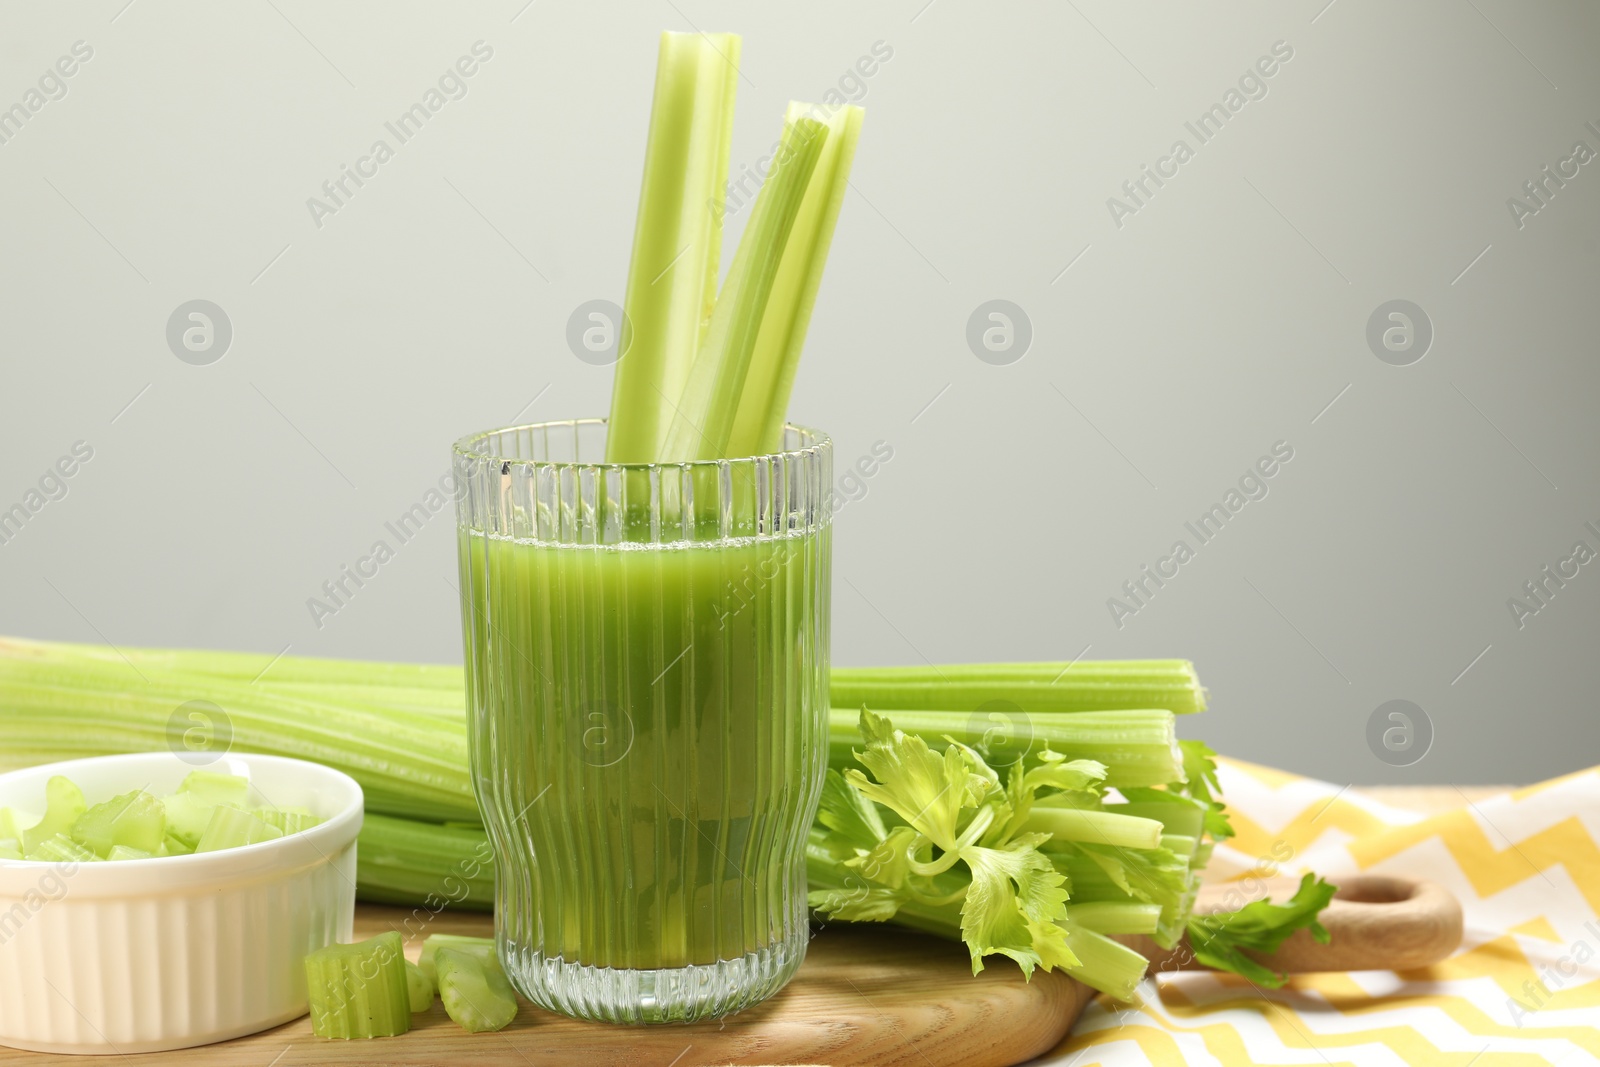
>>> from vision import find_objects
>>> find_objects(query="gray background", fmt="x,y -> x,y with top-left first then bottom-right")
1,0 -> 1595,786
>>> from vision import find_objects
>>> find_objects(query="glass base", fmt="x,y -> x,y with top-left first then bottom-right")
503,929 -> 807,1024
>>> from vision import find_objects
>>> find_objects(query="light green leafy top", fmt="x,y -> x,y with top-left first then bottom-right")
812,708 -> 1106,977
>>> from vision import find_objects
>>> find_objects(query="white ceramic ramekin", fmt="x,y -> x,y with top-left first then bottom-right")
0,752 -> 363,1055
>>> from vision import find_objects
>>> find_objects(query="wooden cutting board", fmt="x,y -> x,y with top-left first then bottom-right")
0,873 -> 1461,1067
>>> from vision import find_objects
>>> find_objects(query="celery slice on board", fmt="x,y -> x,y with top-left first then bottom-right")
418,933 -> 497,983
71,789 -> 166,857
435,947 -> 518,1033
725,103 -> 864,458
404,960 -> 435,1013
195,806 -> 283,853
21,777 -> 85,853
605,31 -> 741,463
657,115 -> 829,461
305,931 -> 411,1039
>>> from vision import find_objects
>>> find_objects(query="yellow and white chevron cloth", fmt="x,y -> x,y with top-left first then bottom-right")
1044,759 -> 1600,1065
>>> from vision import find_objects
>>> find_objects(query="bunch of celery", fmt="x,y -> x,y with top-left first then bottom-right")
605,31 -> 863,463
0,637 -> 1330,991
808,708 -> 1331,995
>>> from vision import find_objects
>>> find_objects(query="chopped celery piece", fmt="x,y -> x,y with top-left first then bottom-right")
605,31 -> 741,464
0,806 -> 41,843
195,806 -> 283,853
107,845 -> 153,861
305,931 -> 411,1039
28,833 -> 95,863
0,839 -> 22,860
419,933 -> 497,983
725,102 -> 864,457
435,947 -> 517,1033
162,792 -> 225,848
178,770 -> 250,807
71,789 -> 166,858
163,833 -> 194,856
21,777 -> 85,854
404,960 -> 435,1013
658,114 -> 828,461
256,808 -> 320,836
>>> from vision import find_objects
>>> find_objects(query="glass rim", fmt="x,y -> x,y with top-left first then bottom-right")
451,417 -> 831,471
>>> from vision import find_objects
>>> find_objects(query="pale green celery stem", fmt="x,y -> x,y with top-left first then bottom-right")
829,660 -> 1207,715
1063,902 -> 1162,936
356,815 -> 494,910
1059,924 -> 1149,1000
724,103 -> 864,457
0,660 -> 477,822
1109,800 -> 1205,839
657,117 -> 828,461
605,31 -> 741,463
1161,834 -> 1197,859
1020,808 -> 1165,850
0,635 -> 464,690
828,707 -> 1184,788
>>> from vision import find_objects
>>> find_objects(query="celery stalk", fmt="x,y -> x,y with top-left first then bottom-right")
1060,924 -> 1149,1000
0,635 -> 462,690
657,115 -> 828,460
0,645 -> 476,822
1020,808 -> 1165,850
830,660 -> 1207,716
1062,902 -> 1163,936
604,31 -> 741,463
725,103 -> 864,457
829,707 -> 1184,788
355,814 -> 493,909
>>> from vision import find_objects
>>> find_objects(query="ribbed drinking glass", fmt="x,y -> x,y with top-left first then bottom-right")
451,418 -> 832,1023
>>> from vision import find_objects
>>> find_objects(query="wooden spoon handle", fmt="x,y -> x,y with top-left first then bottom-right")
1124,874 -> 1463,976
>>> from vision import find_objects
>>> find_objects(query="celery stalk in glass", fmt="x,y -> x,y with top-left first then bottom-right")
657,116 -> 827,461
605,31 -> 740,463
725,103 -> 864,458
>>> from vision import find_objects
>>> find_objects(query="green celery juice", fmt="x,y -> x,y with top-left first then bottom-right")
460,526 -> 830,972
